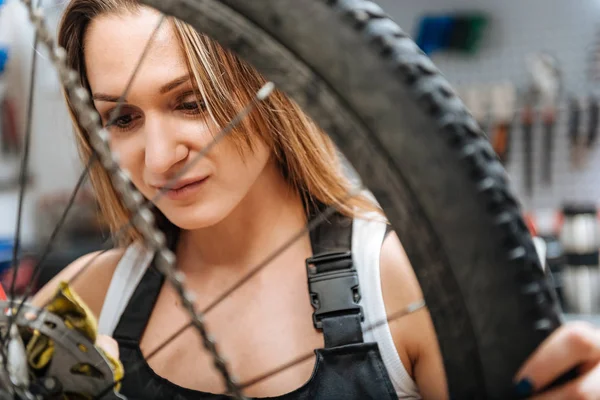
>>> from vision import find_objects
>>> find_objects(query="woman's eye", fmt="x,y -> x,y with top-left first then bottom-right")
179,102 -> 199,112
176,93 -> 204,115
105,112 -> 140,132
116,115 -> 134,127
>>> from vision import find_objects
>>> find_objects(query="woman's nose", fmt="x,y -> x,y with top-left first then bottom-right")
144,115 -> 188,174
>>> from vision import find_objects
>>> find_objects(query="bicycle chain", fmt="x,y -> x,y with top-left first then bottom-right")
18,1 -> 245,398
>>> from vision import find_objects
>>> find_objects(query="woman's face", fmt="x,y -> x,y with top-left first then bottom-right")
84,8 -> 272,230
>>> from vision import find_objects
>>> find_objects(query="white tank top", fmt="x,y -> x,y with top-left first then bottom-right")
98,214 -> 421,399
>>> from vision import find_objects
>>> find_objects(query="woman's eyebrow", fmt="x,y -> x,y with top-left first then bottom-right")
92,75 -> 191,102
159,75 -> 190,94
92,93 -> 122,103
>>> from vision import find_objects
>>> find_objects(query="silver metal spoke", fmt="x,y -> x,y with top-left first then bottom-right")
239,300 -> 427,390
202,190 -> 360,315
35,81 -> 274,314
93,190 -> 362,398
106,14 -> 167,129
69,82 -> 275,400
4,155 -> 97,343
51,81 -> 275,296
14,2 -> 277,395
149,83 -> 275,198
13,2 -> 374,399
4,0 -> 43,358
7,7 -> 165,328
28,155 -> 96,285
8,0 -> 42,302
96,297 -> 426,398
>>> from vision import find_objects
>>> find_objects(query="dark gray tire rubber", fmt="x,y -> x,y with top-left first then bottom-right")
140,0 -> 564,398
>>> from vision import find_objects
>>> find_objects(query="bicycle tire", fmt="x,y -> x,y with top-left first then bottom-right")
111,0 -> 562,398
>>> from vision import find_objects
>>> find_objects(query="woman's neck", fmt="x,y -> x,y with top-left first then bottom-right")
176,163 -> 308,272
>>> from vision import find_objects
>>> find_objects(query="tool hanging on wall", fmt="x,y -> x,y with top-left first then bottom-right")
523,51 -> 562,189
521,99 -> 535,197
541,107 -> 557,185
534,53 -> 561,186
490,82 -> 516,165
0,97 -> 19,156
586,95 -> 599,154
569,96 -> 583,169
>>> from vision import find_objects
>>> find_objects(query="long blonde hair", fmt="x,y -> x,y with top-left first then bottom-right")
58,0 -> 381,245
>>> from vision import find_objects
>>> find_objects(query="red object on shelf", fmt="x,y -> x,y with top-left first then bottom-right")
0,283 -> 6,301
524,213 -> 537,237
0,258 -> 34,298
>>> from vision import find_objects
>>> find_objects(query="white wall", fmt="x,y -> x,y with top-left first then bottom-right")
0,0 -> 82,245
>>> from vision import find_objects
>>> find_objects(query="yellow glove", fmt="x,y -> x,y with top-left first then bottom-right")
24,281 -> 124,398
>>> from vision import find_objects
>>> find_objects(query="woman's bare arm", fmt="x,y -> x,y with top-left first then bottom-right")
379,232 -> 449,400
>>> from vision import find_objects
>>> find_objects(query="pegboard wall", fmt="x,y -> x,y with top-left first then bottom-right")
377,0 -> 600,213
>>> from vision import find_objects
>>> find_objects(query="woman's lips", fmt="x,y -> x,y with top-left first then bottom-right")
156,176 -> 210,200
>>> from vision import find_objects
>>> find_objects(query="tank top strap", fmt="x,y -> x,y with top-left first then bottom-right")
112,260 -> 164,345
98,242 -> 155,336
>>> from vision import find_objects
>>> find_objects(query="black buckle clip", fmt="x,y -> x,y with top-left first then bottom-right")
306,251 -> 364,330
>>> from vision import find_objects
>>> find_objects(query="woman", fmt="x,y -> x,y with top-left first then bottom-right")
33,0 -> 600,399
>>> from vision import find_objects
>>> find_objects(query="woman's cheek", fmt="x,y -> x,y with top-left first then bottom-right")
111,134 -> 142,168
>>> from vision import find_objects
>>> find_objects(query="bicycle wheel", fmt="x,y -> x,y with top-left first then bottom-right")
5,0 -> 564,399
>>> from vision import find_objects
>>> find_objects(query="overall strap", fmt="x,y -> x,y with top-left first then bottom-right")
306,204 -> 364,348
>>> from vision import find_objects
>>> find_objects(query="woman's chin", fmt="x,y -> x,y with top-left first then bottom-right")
159,205 -> 229,231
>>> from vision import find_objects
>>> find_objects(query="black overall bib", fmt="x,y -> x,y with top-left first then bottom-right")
112,211 -> 399,399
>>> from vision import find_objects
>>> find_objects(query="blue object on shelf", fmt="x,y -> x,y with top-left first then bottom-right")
0,47 -> 8,75
0,239 -> 14,274
415,15 -> 455,55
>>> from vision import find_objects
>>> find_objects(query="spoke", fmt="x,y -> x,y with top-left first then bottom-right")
35,81 -> 275,317
14,10 -> 269,318
93,192 -> 362,398
30,155 -> 97,280
4,11 -> 166,368
106,14 -> 166,128
7,0 -> 42,303
94,85 -> 276,399
3,0 -> 43,383
239,300 -> 427,390
3,156 -> 95,343
148,82 -> 275,199
4,1 -> 43,360
15,7 -> 272,394
95,298 -> 426,398
202,189 -> 359,315
8,12 -> 166,317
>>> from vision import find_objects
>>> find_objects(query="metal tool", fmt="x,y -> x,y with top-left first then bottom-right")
525,52 -> 561,187
490,83 -> 516,165
0,301 -> 125,399
541,108 -> 557,185
568,96 -> 582,169
586,95 -> 599,151
521,102 -> 535,197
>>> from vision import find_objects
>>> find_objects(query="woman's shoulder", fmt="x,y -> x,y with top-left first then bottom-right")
32,245 -> 131,319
